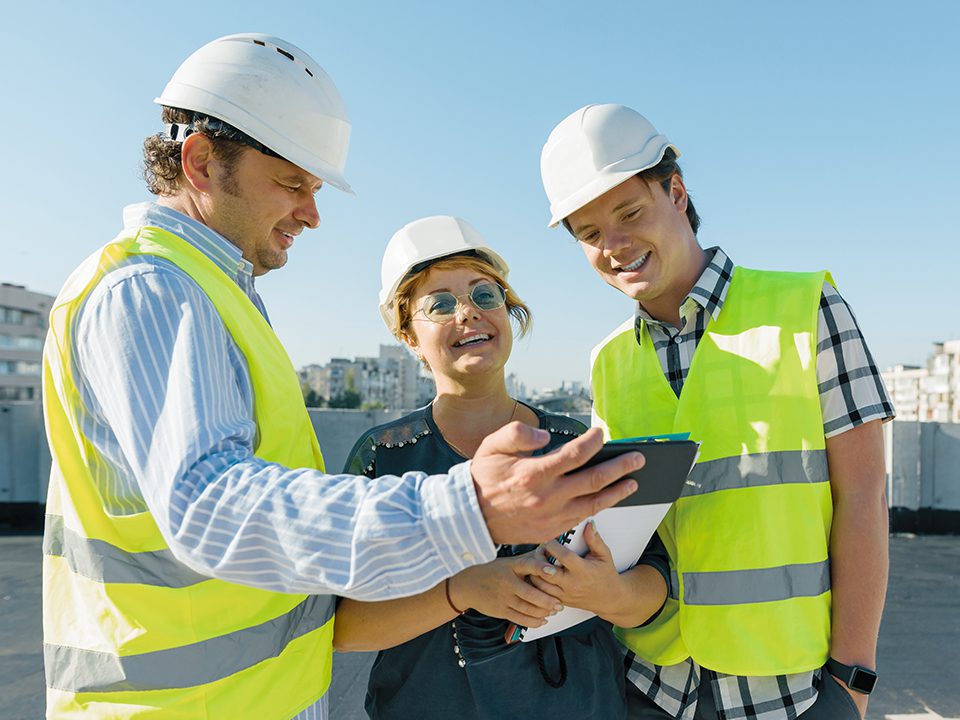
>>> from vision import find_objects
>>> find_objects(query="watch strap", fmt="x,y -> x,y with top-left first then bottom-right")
826,657 -> 878,695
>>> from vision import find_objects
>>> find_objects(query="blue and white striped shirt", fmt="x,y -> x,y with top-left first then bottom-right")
71,203 -> 497,718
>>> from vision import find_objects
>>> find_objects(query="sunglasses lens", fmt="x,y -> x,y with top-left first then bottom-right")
423,293 -> 458,321
471,283 -> 506,310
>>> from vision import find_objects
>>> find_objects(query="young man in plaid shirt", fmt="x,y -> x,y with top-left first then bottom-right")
534,104 -> 893,720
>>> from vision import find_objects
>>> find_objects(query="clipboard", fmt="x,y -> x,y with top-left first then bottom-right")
507,437 -> 699,643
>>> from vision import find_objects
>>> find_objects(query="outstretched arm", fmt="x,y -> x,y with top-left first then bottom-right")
74,268 -> 644,601
74,269 -> 497,600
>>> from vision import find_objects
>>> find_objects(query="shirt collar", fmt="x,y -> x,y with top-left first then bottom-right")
121,202 -> 254,283
634,246 -> 735,337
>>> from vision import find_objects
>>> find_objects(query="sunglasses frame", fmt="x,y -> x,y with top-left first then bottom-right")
414,281 -> 507,324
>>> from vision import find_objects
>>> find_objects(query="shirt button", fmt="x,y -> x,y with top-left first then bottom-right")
674,335 -> 682,344
461,552 -> 476,563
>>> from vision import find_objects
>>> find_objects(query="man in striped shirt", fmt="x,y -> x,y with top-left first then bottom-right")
42,38 -> 641,719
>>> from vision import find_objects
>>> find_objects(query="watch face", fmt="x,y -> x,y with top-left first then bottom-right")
850,667 -> 878,694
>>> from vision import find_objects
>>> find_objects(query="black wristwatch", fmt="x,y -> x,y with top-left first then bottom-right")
826,658 -> 878,695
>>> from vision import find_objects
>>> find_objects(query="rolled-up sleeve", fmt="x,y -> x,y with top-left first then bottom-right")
74,262 -> 495,601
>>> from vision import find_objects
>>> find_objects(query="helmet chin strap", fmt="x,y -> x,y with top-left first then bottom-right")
163,123 -> 194,142
163,116 -> 285,161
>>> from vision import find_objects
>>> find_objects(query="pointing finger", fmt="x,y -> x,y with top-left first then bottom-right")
561,449 -> 645,498
552,476 -> 637,531
524,427 -> 605,477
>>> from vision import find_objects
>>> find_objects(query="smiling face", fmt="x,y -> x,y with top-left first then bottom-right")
201,146 -> 324,276
403,265 -> 514,384
566,174 -> 704,322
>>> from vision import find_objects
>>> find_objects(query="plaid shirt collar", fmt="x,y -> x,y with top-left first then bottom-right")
634,246 -> 734,343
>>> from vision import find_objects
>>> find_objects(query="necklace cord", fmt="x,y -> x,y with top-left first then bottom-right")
440,398 -> 520,459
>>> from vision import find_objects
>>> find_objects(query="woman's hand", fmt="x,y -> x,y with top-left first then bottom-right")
528,520 -> 623,616
335,551 -> 572,652
449,552 -> 564,628
528,521 -> 667,627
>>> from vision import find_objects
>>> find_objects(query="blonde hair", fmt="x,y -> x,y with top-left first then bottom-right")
392,255 -> 532,343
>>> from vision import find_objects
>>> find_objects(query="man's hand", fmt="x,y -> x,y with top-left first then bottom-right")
471,424 -> 643,544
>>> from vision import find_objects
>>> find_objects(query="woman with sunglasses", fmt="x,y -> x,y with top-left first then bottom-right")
334,216 -> 669,720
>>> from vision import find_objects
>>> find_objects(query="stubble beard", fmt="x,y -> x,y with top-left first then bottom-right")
215,163 -> 288,275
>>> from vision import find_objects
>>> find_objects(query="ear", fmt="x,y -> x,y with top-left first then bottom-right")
669,174 -> 688,216
180,133 -> 217,193
400,331 -> 423,361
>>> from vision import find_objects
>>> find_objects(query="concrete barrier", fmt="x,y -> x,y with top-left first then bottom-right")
0,402 -> 48,526
3,408 -> 957,533
308,408 -> 407,472
886,420 -> 960,533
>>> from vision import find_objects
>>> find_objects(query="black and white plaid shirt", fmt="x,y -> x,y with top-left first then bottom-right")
622,247 -> 895,720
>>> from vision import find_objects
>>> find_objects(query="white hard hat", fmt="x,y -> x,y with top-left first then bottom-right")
378,216 -> 510,333
541,104 -> 678,227
155,33 -> 354,194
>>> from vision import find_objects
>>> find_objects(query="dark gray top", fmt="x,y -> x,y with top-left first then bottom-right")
342,402 -> 668,720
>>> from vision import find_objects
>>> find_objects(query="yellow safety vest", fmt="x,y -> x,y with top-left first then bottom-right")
42,226 -> 333,718
593,267 -> 833,677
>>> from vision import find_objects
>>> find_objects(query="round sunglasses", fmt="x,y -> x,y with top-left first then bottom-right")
415,281 -> 507,323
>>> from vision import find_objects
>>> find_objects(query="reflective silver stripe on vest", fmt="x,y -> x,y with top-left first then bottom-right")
681,449 -> 828,498
681,559 -> 831,606
43,514 -> 210,588
45,592 -> 336,693
669,570 -> 679,601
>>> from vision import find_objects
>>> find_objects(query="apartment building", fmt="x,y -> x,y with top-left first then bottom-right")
300,345 -> 435,410
0,283 -> 54,402
882,340 -> 960,423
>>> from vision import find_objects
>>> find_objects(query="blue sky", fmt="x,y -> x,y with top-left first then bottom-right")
4,1 -> 957,389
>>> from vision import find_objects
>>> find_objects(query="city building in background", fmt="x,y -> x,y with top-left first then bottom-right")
526,380 -> 592,414
298,345 -> 598,415
505,373 -> 527,403
300,345 -> 435,410
0,283 -> 54,402
883,340 -> 960,423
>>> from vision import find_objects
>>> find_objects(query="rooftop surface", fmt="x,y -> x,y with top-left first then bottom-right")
2,534 -> 958,719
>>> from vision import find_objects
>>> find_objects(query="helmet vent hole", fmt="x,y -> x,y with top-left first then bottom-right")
253,40 -> 266,47
304,67 -> 314,77
276,47 -> 295,62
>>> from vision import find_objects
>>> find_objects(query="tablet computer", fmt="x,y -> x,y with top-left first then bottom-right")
576,439 -> 699,507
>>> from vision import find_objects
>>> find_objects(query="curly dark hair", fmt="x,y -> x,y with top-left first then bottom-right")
141,107 -> 247,196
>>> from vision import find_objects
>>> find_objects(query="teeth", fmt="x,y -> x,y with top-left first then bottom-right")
622,252 -> 650,272
455,334 -> 490,347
